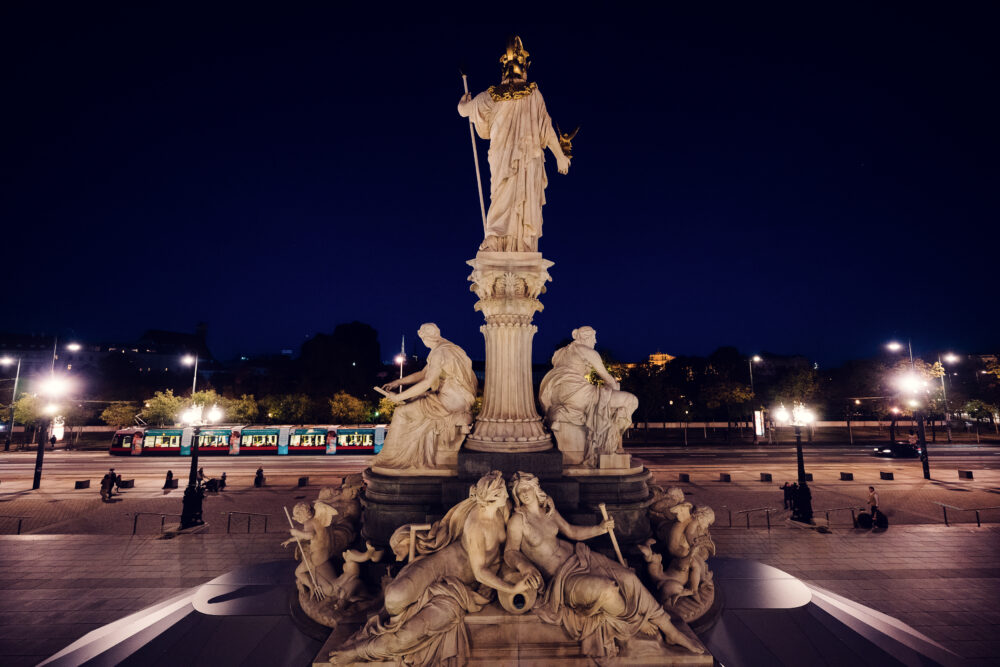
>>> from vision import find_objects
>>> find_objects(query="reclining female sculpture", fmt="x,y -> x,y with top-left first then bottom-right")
330,471 -> 539,666
505,472 -> 703,657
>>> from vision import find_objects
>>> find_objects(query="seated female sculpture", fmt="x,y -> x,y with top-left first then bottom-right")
505,472 -> 703,657
330,471 -> 540,666
373,323 -> 477,472
538,326 -> 638,466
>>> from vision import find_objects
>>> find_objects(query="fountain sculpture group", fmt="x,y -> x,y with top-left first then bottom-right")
285,36 -> 718,665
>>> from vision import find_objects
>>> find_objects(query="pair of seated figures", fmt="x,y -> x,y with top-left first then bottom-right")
330,471 -> 703,666
372,323 -> 637,473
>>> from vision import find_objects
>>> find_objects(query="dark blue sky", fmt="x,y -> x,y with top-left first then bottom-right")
3,4 -> 997,366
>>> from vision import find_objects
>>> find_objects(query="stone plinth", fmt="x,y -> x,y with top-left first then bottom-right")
466,251 -> 554,453
313,602 -> 711,666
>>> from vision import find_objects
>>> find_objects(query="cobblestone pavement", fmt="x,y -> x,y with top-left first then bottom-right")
1,455 -> 999,665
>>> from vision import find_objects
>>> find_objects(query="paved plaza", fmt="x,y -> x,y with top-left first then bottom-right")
1,450 -> 999,665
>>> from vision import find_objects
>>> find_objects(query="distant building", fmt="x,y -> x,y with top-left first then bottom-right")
648,352 -> 676,367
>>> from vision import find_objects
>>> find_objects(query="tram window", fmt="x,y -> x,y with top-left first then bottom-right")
123,436 -> 133,446
290,435 -> 300,446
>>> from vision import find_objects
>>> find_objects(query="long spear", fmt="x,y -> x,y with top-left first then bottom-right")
599,503 -> 626,567
460,69 -> 488,234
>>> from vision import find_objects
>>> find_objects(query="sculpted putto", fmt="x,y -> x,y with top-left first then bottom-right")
539,326 -> 639,466
458,35 -> 571,252
641,488 -> 717,621
373,323 -> 477,472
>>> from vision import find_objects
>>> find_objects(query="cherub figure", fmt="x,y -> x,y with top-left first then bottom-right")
640,506 -> 716,608
327,541 -> 385,610
282,500 -> 340,599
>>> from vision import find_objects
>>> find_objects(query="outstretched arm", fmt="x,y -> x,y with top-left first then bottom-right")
554,507 -> 614,542
383,368 -> 427,391
543,120 -> 570,175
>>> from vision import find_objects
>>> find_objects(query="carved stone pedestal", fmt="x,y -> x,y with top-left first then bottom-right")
466,252 -> 554,453
313,602 -> 712,667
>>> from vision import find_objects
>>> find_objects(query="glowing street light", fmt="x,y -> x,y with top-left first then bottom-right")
181,354 -> 199,395
773,402 -> 816,523
179,403 -> 224,529
886,340 -> 931,479
1,356 -> 21,451
31,374 -> 73,490
65,342 -> 81,352
938,353 -> 959,443
394,354 -> 405,394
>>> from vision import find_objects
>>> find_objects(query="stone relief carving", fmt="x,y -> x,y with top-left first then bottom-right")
641,486 -> 717,622
371,323 -> 477,474
328,472 -> 704,665
539,326 -> 639,467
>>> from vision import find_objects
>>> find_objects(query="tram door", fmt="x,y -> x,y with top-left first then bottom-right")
229,430 -> 240,455
131,432 -> 144,455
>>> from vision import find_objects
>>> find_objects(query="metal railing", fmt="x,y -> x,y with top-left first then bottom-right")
225,511 -> 270,534
935,502 -> 1000,527
719,506 -> 733,527
128,512 -> 179,535
817,506 -> 859,527
735,507 -> 778,530
0,515 -> 31,535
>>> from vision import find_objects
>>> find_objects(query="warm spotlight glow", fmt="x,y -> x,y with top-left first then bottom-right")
897,373 -> 922,393
891,407 -> 900,414
887,341 -> 903,352
182,355 -> 196,366
908,399 -> 920,408
39,376 -> 71,397
855,399 -> 861,405
751,355 -> 762,362
206,404 -> 223,423
43,403 -> 59,416
0,357 -> 13,366
180,406 -> 202,425
394,354 -> 405,364
943,353 -> 959,364
65,343 -> 81,352
774,405 -> 790,423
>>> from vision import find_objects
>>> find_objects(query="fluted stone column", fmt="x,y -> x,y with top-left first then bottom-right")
466,252 -> 553,452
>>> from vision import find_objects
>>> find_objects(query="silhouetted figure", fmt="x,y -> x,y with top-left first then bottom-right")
197,467 -> 205,485
788,483 -> 799,513
107,469 -> 116,498
254,466 -> 264,488
114,473 -> 122,493
219,472 -> 227,491
163,470 -> 174,489
780,482 -> 793,509
100,474 -> 112,502
907,430 -> 918,445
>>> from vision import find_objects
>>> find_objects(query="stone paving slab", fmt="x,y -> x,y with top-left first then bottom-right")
1,525 -> 997,665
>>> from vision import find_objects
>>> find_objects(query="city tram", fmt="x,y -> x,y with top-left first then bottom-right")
109,424 -> 386,456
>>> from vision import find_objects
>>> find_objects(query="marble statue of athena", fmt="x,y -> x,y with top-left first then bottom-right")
458,36 -> 571,252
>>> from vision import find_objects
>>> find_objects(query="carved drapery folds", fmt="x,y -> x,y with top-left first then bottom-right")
466,252 -> 554,452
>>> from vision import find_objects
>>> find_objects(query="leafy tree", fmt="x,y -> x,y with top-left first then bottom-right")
101,401 -> 140,428
189,389 -> 228,410
141,390 -> 184,426
13,394 -> 42,425
260,394 -> 312,424
329,391 -> 371,424
229,394 -> 259,423
376,396 -> 396,423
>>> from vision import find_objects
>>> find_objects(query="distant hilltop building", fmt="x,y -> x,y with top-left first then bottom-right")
648,352 -> 676,367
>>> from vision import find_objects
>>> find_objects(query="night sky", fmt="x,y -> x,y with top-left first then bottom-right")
4,5 -> 997,366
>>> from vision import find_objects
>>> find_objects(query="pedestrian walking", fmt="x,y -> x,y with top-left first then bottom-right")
780,482 -> 793,509
254,466 -> 264,488
100,473 -> 112,502
219,472 -> 227,491
867,486 -> 879,515
106,468 -> 116,498
197,467 -> 205,485
163,470 -> 174,489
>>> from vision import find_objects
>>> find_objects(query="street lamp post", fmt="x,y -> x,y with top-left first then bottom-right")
775,403 -> 815,523
182,355 -> 199,395
888,341 -> 932,479
394,354 -> 405,394
32,375 -> 70,490
939,353 -> 958,444
179,404 -> 223,529
748,355 -> 761,444
1,357 -> 21,451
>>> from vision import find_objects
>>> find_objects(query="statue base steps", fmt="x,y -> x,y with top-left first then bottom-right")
312,602 -> 712,667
